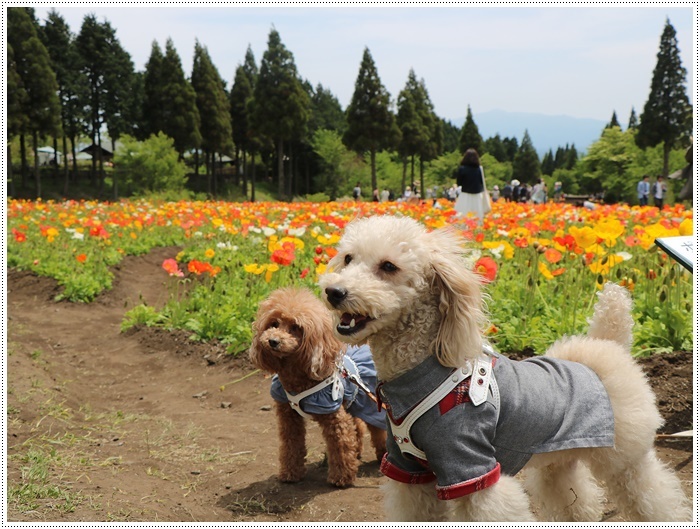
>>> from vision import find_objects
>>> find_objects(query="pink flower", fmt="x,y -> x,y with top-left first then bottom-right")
162,258 -> 184,277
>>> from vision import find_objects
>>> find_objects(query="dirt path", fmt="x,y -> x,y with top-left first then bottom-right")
6,249 -> 693,522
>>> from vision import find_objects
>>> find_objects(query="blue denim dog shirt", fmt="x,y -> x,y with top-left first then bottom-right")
270,344 -> 387,430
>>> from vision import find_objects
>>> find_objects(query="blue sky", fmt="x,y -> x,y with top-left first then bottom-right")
33,4 -> 694,124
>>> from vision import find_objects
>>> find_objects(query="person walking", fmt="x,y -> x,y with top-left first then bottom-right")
651,176 -> 667,208
454,148 -> 490,224
637,175 -> 650,206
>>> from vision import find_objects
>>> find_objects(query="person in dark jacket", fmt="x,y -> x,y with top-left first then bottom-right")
454,149 -> 489,223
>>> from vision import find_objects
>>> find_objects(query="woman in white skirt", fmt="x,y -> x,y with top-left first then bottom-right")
454,148 -> 490,224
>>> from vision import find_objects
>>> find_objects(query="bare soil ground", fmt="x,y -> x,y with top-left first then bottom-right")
6,247 -> 694,522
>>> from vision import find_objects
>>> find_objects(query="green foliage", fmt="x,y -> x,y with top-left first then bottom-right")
308,83 -> 346,135
121,305 -> 162,332
310,129 -> 365,200
114,133 -> 188,193
480,153 -> 513,189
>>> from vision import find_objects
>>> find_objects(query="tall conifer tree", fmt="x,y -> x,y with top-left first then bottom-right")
161,38 -> 201,157
459,106 -> 483,154
344,47 -> 400,193
512,130 -> 541,184
40,9 -> 87,191
191,40 -> 232,194
8,7 -> 61,197
636,19 -> 691,176
252,29 -> 309,199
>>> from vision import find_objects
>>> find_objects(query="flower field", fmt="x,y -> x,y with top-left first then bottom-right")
7,198 -> 694,356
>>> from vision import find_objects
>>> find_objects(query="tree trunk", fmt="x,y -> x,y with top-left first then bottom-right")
70,136 -> 78,185
112,138 -> 118,200
250,151 -> 256,202
32,130 -> 41,198
419,159 -> 425,199
8,142 -> 15,197
234,146 -> 240,188
370,149 -> 377,193
241,150 -> 248,197
277,139 -> 284,199
97,129 -> 104,196
53,136 -> 60,181
401,157 -> 407,194
662,141 -> 671,178
20,134 -> 27,189
205,150 -> 212,196
62,134 -> 70,196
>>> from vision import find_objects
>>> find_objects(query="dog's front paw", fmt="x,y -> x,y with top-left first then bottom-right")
278,466 -> 306,483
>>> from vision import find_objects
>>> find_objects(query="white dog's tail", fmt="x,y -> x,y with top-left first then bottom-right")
586,283 -> 634,352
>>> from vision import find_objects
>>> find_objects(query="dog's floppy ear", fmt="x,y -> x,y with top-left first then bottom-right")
296,308 -> 345,379
424,227 -> 485,366
249,298 -> 284,373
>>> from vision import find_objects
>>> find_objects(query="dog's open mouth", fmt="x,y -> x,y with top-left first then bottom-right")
337,312 -> 374,335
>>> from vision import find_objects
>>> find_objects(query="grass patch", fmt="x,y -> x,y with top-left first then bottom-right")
8,447 -> 85,514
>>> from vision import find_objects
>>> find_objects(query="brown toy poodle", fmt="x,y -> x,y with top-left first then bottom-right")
249,287 -> 387,487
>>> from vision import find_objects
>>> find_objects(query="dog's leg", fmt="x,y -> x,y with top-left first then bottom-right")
383,480 -> 450,522
451,476 -> 535,522
367,423 -> 388,462
315,409 -> 360,487
353,417 -> 365,459
524,459 -> 604,521
274,401 -> 307,483
590,449 -> 691,521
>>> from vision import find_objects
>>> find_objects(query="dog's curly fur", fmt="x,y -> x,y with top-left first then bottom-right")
249,287 -> 386,487
319,215 -> 691,521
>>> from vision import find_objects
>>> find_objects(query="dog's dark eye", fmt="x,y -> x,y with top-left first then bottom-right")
290,324 -> 301,334
269,321 -> 279,328
380,261 -> 398,273
344,254 -> 352,265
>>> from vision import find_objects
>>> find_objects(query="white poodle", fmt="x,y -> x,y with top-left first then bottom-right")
318,214 -> 691,522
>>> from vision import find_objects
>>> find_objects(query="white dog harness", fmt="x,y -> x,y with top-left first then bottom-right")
283,369 -> 344,420
270,345 -> 387,430
388,346 -> 497,461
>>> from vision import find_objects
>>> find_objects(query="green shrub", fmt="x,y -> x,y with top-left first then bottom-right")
115,133 -> 188,194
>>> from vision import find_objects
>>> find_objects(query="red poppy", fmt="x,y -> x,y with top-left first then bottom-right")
188,259 -> 213,275
300,268 -> 310,279
474,256 -> 498,283
76,253 -> 87,263
543,248 -> 563,264
514,237 -> 528,248
271,248 -> 295,266
12,228 -> 26,243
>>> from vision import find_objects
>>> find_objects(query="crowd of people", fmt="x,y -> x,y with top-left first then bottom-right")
353,154 -> 671,213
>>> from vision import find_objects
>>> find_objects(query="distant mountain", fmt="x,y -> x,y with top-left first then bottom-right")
452,109 -> 607,157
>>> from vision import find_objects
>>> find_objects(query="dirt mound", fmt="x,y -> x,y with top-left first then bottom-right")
6,249 -> 693,522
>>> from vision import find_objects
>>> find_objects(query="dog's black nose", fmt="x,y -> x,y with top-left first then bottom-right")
325,286 -> 348,307
268,338 -> 280,349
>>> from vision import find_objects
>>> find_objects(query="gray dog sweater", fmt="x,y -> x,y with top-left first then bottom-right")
378,345 -> 615,500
